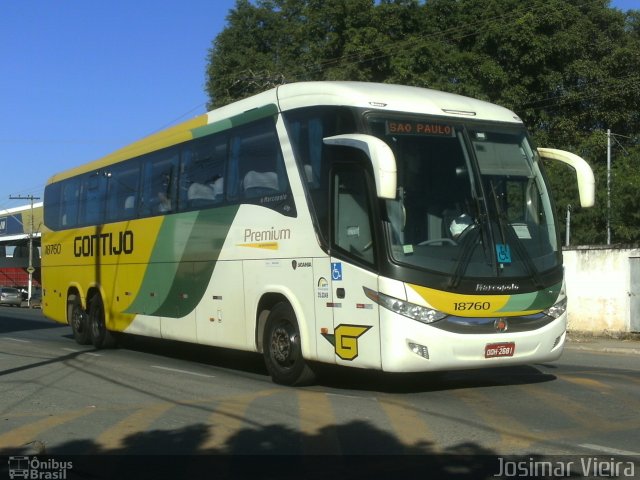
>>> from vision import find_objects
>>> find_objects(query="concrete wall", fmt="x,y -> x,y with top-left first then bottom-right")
563,247 -> 640,334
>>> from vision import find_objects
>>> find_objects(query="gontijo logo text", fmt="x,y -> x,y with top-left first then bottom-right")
74,230 -> 134,257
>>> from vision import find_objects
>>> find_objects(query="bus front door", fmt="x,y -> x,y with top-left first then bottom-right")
327,164 -> 381,370
328,259 -> 381,370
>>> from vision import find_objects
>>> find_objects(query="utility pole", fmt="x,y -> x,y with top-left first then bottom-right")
604,129 -> 631,246
565,204 -> 572,247
606,129 -> 611,246
8,194 -> 40,306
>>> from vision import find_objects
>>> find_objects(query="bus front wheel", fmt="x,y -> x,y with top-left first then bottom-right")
68,295 -> 91,345
263,302 -> 315,386
88,295 -> 116,349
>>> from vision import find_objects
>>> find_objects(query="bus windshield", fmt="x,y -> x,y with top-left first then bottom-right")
367,116 -> 559,280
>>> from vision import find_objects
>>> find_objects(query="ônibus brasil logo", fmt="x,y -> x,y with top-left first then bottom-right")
7,456 -> 73,479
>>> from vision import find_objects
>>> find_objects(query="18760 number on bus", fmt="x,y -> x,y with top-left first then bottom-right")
453,301 -> 491,311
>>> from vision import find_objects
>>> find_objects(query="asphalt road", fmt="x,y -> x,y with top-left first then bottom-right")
1,307 -> 638,476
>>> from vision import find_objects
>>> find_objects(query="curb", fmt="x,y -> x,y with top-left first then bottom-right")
564,343 -> 640,355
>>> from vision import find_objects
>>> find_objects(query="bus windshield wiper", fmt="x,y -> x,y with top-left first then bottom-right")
488,180 -> 543,287
447,193 -> 493,289
447,221 -> 481,289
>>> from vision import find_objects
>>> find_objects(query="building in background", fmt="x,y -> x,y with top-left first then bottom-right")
0,203 -> 42,297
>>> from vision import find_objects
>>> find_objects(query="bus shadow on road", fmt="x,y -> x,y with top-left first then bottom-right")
111,334 -> 269,377
0,420 -> 529,479
76,332 -> 557,394
310,363 -> 557,394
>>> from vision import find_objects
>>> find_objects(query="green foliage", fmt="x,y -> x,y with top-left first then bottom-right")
206,0 -> 640,245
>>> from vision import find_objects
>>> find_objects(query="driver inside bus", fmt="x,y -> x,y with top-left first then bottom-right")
448,212 -> 474,239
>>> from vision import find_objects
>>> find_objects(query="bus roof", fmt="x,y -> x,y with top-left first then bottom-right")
274,81 -> 522,124
46,81 -> 522,184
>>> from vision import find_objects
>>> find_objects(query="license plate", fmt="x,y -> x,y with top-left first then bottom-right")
485,342 -> 515,358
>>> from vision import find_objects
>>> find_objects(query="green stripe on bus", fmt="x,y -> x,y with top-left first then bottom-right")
497,281 -> 562,313
527,282 -> 562,310
191,104 -> 279,139
124,205 -> 239,317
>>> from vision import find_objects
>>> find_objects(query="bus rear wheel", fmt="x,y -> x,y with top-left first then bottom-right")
88,295 -> 116,349
263,302 -> 315,386
68,295 -> 91,345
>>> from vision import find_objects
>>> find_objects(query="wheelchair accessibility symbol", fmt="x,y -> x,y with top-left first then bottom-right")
331,262 -> 343,281
496,244 -> 512,264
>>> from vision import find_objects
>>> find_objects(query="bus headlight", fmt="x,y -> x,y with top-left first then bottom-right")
363,287 -> 447,324
543,296 -> 567,319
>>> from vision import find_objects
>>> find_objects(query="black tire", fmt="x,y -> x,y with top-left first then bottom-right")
68,295 -> 91,345
88,295 -> 116,349
262,302 -> 315,386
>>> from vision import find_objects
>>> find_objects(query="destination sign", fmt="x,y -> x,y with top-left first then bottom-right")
385,120 -> 455,137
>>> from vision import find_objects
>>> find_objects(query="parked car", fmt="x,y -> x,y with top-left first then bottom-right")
0,287 -> 23,307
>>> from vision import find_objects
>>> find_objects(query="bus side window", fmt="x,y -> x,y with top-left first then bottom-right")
283,108 -> 356,245
43,182 -> 62,230
78,172 -> 107,226
60,179 -> 80,228
140,150 -> 179,217
228,126 -> 281,202
105,160 -> 140,222
227,117 -> 294,215
180,135 -> 226,210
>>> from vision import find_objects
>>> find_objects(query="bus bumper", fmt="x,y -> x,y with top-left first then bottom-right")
379,310 -> 567,372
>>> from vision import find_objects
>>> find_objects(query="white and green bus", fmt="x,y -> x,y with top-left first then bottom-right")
42,82 -> 594,385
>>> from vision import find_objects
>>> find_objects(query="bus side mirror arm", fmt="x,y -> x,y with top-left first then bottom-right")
537,147 -> 595,208
323,134 -> 397,199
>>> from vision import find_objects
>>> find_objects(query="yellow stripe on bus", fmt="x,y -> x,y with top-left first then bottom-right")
42,216 -> 166,330
46,115 -> 208,184
408,283 -> 509,316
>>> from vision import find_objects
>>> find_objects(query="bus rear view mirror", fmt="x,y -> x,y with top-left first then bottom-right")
538,147 -> 595,208
324,134 -> 397,199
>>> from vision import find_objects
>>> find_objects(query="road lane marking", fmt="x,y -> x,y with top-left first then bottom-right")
516,384 -> 640,447
298,390 -> 341,454
0,409 -> 96,450
377,396 -> 434,453
62,348 -> 102,357
201,389 -> 278,452
3,338 -> 31,343
522,384 -> 612,431
454,389 -> 535,451
579,443 -> 640,456
150,365 -> 215,378
561,375 -> 612,391
325,392 -> 363,400
96,403 -> 175,450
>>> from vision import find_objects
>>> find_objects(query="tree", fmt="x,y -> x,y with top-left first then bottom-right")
205,0 -> 640,245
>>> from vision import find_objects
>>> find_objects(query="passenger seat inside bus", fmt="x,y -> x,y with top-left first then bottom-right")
124,195 -> 136,216
187,180 -> 217,207
243,171 -> 279,198
336,191 -> 374,263
187,176 -> 224,206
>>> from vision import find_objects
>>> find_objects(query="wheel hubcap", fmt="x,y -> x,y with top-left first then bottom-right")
271,325 -> 294,366
73,310 -> 83,332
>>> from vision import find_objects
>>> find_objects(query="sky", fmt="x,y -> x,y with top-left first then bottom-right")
1,0 -> 637,212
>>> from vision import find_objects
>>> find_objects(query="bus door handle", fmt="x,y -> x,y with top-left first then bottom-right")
336,288 -> 345,299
